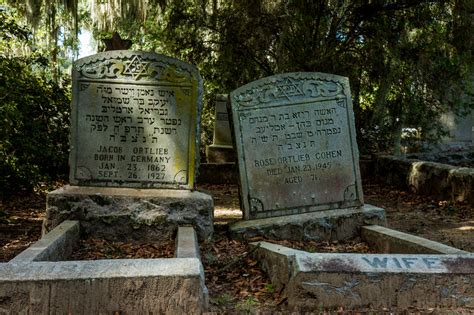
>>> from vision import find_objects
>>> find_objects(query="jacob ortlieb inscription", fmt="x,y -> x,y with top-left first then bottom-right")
70,51 -> 202,189
230,72 -> 363,220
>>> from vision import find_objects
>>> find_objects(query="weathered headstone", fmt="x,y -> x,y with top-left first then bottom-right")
229,72 -> 385,240
70,50 -> 201,189
206,94 -> 235,163
44,50 -> 213,240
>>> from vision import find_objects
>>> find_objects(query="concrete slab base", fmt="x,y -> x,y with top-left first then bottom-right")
252,241 -> 474,311
229,204 -> 386,241
1,221 -> 208,313
44,185 -> 214,241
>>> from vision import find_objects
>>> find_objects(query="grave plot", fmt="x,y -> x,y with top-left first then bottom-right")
1,221 -> 208,313
228,72 -> 473,311
251,236 -> 473,311
229,72 -> 385,239
0,50 -> 211,313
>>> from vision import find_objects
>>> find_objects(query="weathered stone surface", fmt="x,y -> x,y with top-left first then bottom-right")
70,50 -> 203,189
230,204 -> 385,241
252,241 -> 474,311
406,151 -> 474,168
10,221 -> 80,263
0,259 -> 207,314
375,155 -> 474,205
230,72 -> 363,220
211,94 -> 233,147
44,185 -> 213,241
206,94 -> 235,163
251,242 -> 306,291
176,226 -> 200,258
362,225 -> 470,255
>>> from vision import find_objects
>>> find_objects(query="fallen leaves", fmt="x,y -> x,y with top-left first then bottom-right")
70,237 -> 175,260
200,228 -> 281,312
0,191 -> 45,262
257,238 -> 376,254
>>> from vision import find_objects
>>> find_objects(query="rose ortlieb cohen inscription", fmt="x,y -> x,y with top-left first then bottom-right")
230,72 -> 363,220
70,51 -> 202,189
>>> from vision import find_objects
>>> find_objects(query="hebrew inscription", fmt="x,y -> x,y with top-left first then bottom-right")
231,73 -> 363,219
70,51 -> 202,189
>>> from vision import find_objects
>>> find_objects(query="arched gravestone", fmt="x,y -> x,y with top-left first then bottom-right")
70,50 -> 202,189
229,72 -> 385,239
44,51 -> 213,240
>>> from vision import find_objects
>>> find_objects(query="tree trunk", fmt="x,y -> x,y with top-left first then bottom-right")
371,72 -> 393,127
392,118 -> 403,156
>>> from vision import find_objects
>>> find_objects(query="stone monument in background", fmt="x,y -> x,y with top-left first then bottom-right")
229,72 -> 385,240
206,94 -> 236,163
44,50 -> 213,240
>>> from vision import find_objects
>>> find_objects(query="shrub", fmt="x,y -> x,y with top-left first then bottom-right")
0,56 -> 70,196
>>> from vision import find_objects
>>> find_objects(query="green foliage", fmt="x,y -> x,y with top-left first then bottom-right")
236,296 -> 260,314
132,1 -> 473,154
0,10 -> 70,196
263,283 -> 275,293
211,293 -> 234,306
1,0 -> 473,196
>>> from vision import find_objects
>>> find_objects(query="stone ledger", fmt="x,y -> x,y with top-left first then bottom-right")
44,186 -> 213,241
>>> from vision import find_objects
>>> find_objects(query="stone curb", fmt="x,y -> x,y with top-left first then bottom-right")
375,155 -> 474,205
362,225 -> 470,255
176,226 -> 200,258
0,221 -> 208,313
10,220 -> 80,263
251,241 -> 473,310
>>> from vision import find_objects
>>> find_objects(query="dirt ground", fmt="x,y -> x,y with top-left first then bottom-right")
199,179 -> 473,253
0,178 -> 472,313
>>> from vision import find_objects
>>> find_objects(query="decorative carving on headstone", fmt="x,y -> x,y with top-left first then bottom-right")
230,72 -> 364,220
70,50 -> 203,189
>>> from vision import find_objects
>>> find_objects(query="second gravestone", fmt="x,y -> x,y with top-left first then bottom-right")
43,50 -> 213,240
229,72 -> 385,240
206,94 -> 235,163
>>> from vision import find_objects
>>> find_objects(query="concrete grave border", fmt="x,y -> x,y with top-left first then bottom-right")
0,221 -> 208,314
375,155 -> 474,206
251,225 -> 473,311
362,225 -> 470,255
